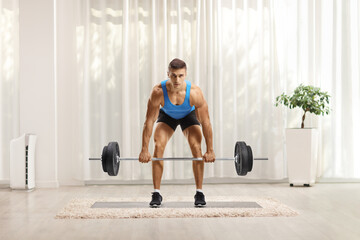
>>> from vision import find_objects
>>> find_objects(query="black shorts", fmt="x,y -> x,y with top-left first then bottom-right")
157,109 -> 200,131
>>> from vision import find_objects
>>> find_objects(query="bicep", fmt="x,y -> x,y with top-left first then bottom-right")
195,100 -> 210,125
145,100 -> 159,123
193,88 -> 210,124
145,91 -> 161,122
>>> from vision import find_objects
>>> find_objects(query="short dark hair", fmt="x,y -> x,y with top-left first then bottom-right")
168,58 -> 187,71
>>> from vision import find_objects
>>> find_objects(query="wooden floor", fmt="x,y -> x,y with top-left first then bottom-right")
0,183 -> 359,240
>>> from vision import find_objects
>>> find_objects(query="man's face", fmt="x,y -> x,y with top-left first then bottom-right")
168,68 -> 186,89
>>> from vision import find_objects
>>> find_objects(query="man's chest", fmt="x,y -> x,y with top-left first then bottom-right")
167,91 -> 186,105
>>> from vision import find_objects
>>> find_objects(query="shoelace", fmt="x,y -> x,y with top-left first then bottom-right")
152,192 -> 161,201
196,192 -> 204,201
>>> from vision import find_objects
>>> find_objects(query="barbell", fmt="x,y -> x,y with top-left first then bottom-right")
89,141 -> 268,176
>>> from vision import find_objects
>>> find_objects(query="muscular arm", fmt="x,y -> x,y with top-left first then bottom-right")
141,86 -> 162,153
192,87 -> 214,154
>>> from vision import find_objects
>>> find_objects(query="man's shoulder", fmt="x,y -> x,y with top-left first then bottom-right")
189,82 -> 204,107
150,83 -> 163,102
153,83 -> 163,91
190,83 -> 202,94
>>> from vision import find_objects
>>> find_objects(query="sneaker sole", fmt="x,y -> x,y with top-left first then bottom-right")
194,203 -> 206,208
149,204 -> 161,208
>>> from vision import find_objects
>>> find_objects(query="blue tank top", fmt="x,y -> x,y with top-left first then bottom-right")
160,79 -> 195,119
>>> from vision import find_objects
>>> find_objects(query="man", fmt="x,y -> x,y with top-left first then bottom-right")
139,58 -> 216,207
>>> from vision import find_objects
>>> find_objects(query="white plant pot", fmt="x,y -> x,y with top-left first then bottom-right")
286,128 -> 318,187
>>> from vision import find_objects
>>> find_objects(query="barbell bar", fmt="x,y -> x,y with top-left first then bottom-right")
89,157 -> 268,161
89,141 -> 268,176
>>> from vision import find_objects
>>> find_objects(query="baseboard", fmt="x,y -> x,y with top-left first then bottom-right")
0,179 -> 59,188
85,178 -> 289,185
2,178 -> 360,188
317,178 -> 360,183
85,177 -> 360,185
59,179 -> 85,186
0,179 -> 9,184
36,180 -> 59,188
0,179 -> 10,189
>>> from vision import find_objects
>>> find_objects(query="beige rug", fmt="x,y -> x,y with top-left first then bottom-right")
55,196 -> 298,219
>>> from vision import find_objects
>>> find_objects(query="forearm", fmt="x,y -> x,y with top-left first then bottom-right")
141,121 -> 155,151
201,121 -> 214,152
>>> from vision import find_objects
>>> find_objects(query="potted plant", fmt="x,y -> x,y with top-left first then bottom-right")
275,84 -> 331,187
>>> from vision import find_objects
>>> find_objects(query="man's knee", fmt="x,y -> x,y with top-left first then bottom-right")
188,140 -> 202,157
154,140 -> 166,155
189,141 -> 201,151
152,159 -> 163,168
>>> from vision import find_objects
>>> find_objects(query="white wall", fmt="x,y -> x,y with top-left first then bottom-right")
56,0 -> 84,185
13,0 -> 85,187
19,0 -> 58,187
15,0 -> 83,187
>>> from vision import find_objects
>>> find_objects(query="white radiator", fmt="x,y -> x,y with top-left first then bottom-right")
10,134 -> 37,190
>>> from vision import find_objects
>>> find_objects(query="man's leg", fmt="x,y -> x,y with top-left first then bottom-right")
183,125 -> 204,189
152,122 -> 174,190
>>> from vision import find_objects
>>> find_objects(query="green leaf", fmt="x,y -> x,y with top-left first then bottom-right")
274,84 -> 331,126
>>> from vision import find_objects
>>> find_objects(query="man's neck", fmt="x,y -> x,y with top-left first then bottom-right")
167,80 -> 186,93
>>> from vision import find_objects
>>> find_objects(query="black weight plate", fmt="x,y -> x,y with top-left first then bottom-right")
115,141 -> 120,175
105,143 -> 114,175
234,142 -> 242,175
239,142 -> 250,175
234,142 -> 248,176
101,146 -> 108,173
234,142 -> 241,174
246,145 -> 253,172
106,142 -> 120,176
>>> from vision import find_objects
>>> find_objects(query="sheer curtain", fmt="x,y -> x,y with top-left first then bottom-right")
273,0 -> 360,179
0,0 -> 19,182
70,0 -> 359,182
1,0 -> 358,184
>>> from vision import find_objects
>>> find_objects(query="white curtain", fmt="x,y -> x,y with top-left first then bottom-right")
273,0 -> 360,178
1,0 -> 358,183
75,0 -> 283,181
70,0 -> 360,182
0,0 -> 19,182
